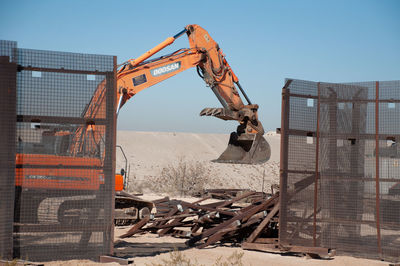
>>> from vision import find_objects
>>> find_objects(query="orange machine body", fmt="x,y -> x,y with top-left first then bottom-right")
114,174 -> 124,191
16,154 -> 102,190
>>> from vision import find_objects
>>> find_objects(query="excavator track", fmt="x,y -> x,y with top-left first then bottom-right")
26,191 -> 154,226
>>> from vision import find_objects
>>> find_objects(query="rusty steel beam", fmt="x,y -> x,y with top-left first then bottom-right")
153,196 -> 170,204
192,196 -> 212,204
17,115 -> 108,125
285,128 -> 400,140
198,222 -> 239,248
151,206 -> 179,227
279,79 -> 291,244
242,242 -> 280,252
242,242 -> 334,258
159,209 -> 191,236
180,201 -> 236,217
216,191 -> 257,208
294,174 -> 316,192
375,81 -> 382,258
313,82 -> 321,246
280,245 -> 333,257
19,65 -> 110,75
254,238 -> 279,244
286,91 -> 400,103
0,259 -> 44,266
246,202 -> 280,243
120,216 -> 150,238
155,222 -> 193,230
187,194 -> 279,247
152,213 -> 197,222
99,255 -> 133,265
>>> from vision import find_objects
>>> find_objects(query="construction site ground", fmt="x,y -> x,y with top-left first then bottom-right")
41,204 -> 388,266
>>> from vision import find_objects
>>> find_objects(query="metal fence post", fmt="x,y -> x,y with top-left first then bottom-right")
279,79 -> 292,244
375,81 -> 382,258
0,56 -> 17,260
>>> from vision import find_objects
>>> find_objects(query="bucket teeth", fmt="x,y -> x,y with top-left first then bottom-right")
200,108 -> 224,117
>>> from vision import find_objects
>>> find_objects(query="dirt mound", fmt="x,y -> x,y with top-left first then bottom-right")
116,131 -> 280,194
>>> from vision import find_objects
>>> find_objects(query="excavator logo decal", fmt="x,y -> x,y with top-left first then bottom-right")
132,74 -> 147,86
151,61 -> 181,77
25,175 -> 90,181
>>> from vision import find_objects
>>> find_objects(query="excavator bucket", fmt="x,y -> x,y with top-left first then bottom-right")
214,133 -> 271,164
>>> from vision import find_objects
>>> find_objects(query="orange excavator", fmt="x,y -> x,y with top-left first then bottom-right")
15,24 -> 270,224
70,24 -> 270,165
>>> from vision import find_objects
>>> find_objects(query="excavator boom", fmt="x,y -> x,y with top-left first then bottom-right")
115,25 -> 270,164
78,24 -> 271,164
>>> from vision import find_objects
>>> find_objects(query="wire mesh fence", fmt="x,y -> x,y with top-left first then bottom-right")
280,79 -> 400,262
0,40 -> 117,261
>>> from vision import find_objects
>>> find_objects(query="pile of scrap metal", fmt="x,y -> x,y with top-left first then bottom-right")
120,190 -> 334,258
120,191 -> 279,248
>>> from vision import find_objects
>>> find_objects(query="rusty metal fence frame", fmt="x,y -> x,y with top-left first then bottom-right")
0,40 -> 117,261
0,41 -> 18,260
279,79 -> 400,262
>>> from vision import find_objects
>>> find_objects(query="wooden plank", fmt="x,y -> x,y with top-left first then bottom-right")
246,202 -> 280,243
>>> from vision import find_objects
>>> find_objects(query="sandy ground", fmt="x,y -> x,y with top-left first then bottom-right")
116,131 -> 280,194
43,227 -> 389,266
113,229 -> 389,266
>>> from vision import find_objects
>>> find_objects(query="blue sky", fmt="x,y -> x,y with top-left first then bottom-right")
1,0 -> 399,133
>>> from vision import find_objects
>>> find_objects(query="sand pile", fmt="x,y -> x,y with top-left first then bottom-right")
116,131 -> 280,193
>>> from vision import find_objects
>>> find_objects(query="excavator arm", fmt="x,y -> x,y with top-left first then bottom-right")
73,24 -> 270,164
116,48 -> 204,110
117,25 -> 265,133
